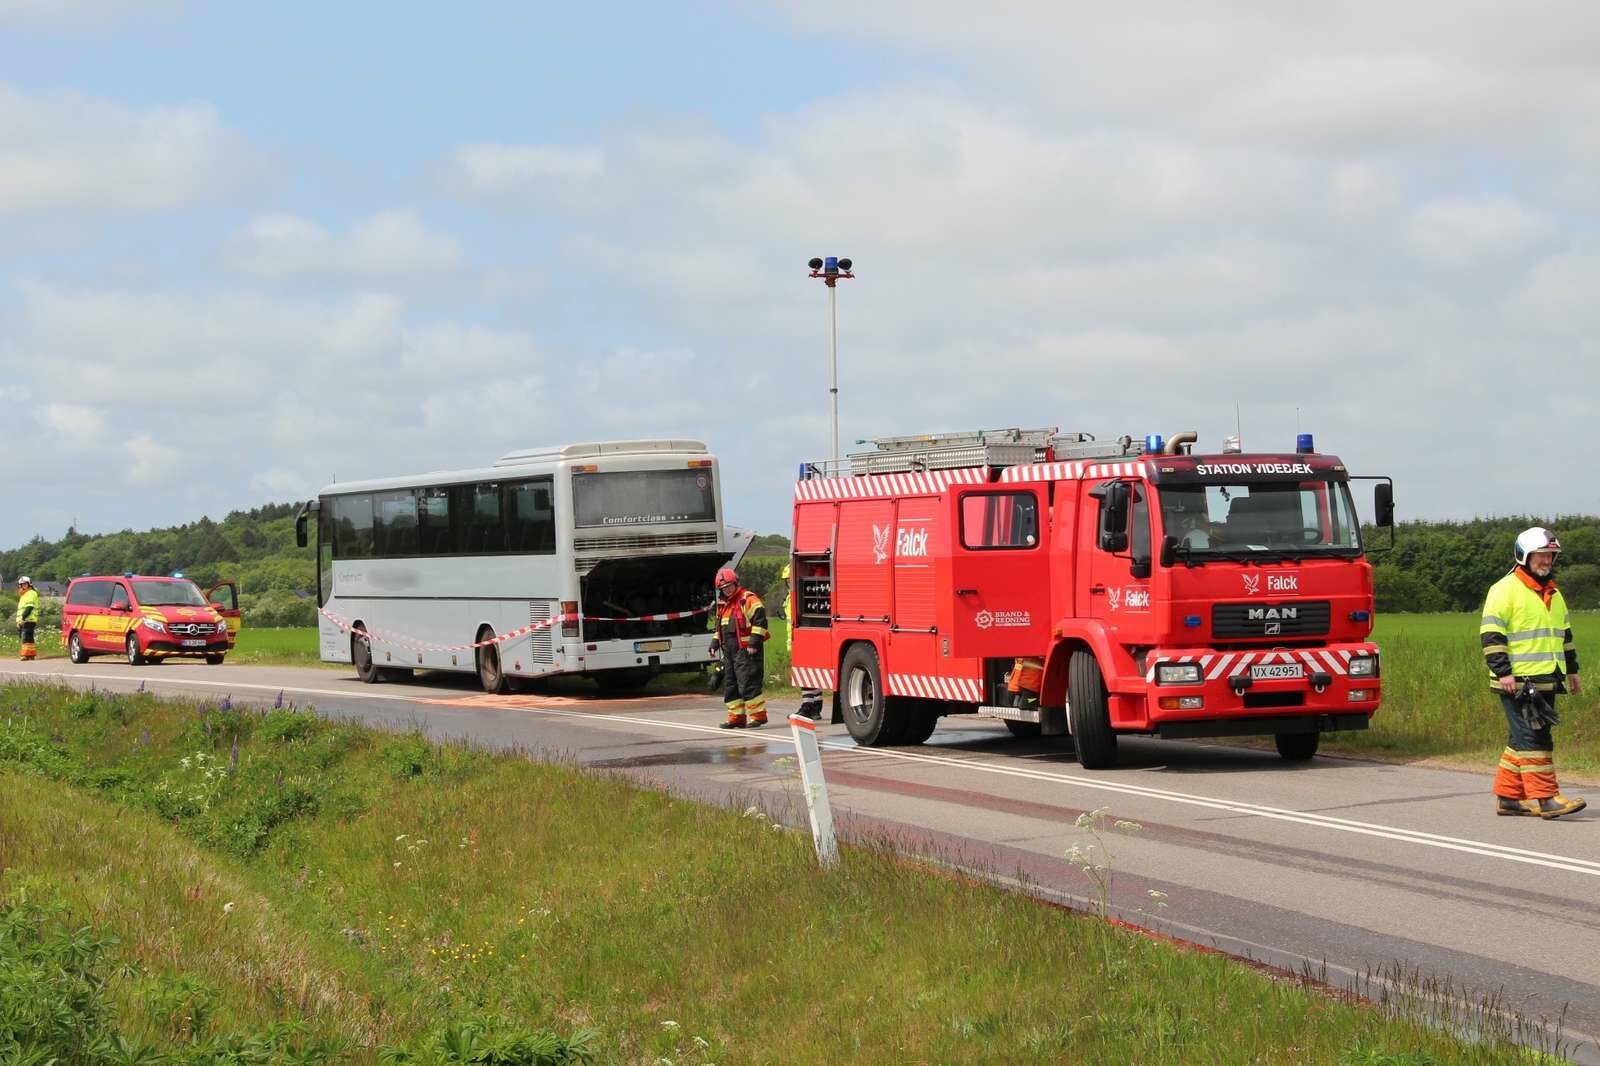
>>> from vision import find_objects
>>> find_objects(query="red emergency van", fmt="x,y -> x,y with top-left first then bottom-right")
62,574 -> 240,665
789,428 -> 1393,767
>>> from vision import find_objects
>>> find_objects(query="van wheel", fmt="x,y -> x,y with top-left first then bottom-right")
1067,649 -> 1116,769
353,631 -> 381,684
1275,732 -> 1319,761
840,643 -> 900,746
205,654 -> 225,665
477,630 -> 511,694
68,632 -> 90,664
125,634 -> 147,667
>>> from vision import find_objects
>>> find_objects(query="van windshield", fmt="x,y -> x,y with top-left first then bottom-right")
131,580 -> 209,607
1157,481 -> 1362,559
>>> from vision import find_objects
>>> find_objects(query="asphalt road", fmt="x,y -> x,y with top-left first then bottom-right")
5,658 -> 1599,1060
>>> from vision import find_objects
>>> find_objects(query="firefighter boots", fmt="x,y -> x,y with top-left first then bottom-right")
1495,797 -> 1537,817
1534,794 -> 1587,819
720,716 -> 747,730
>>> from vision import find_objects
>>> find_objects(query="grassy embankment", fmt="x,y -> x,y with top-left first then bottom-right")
0,681 -> 1559,1064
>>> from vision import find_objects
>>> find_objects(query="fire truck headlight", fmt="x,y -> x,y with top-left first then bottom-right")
1156,663 -> 1202,685
141,617 -> 166,634
1347,655 -> 1378,678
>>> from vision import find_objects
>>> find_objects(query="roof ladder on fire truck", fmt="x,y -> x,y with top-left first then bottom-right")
836,427 -> 1138,476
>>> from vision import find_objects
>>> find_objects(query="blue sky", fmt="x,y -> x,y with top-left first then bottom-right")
1,1 -> 1598,551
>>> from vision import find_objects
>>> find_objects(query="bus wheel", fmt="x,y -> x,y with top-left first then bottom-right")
68,631 -> 90,664
1275,732 -> 1319,761
840,643 -> 897,746
1067,649 -> 1117,769
353,632 -> 381,684
477,630 -> 512,694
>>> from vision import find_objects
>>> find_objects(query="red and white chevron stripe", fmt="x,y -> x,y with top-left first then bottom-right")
1144,645 -> 1377,682
320,604 -> 710,654
793,467 -> 986,502
790,666 -> 835,690
887,672 -> 983,702
999,460 -> 1151,483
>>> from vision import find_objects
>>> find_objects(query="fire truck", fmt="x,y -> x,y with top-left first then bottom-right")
788,428 -> 1394,767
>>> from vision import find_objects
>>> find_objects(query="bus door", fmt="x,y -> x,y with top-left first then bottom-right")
947,486 -> 1049,658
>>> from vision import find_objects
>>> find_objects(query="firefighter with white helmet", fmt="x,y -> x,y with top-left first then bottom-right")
1480,527 -> 1585,818
14,577 -> 39,661
709,566 -> 769,728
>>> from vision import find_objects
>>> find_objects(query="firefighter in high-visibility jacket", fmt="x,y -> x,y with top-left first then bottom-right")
784,563 -> 824,720
709,567 -> 769,728
1481,528 -> 1585,819
14,576 -> 39,661
1007,656 -> 1044,711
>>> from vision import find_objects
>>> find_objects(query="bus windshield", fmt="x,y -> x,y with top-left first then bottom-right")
573,469 -> 716,528
1157,480 -> 1362,559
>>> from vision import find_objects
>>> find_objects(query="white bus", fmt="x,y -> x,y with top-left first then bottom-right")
296,439 -> 746,693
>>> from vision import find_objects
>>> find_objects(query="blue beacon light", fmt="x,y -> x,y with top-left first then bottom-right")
1143,434 -> 1164,454
1296,433 -> 1315,454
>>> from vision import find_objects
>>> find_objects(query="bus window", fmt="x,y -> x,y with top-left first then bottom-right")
504,477 -> 556,554
450,482 -> 505,554
332,494 -> 374,559
416,487 -> 451,555
374,491 -> 418,557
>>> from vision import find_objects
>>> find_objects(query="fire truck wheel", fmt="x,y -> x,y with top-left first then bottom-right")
477,628 -> 512,694
68,631 -> 90,664
124,633 -> 147,667
353,631 -> 382,684
899,710 -> 938,746
1067,649 -> 1117,769
1004,719 -> 1042,739
1275,731 -> 1320,761
840,642 -> 898,746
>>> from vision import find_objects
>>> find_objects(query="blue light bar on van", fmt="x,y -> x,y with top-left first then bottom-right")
171,571 -> 185,578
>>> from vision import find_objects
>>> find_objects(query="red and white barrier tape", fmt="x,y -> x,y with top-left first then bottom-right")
318,605 -> 709,654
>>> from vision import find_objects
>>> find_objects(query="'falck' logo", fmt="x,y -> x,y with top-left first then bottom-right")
1242,573 -> 1261,595
1106,588 -> 1122,611
871,523 -> 891,565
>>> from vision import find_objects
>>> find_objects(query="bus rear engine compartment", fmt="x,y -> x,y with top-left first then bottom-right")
578,553 -> 722,646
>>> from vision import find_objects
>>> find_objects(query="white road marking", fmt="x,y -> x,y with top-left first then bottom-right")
7,666 -> 1599,878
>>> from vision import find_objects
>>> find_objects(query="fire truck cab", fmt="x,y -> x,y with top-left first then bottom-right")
788,428 -> 1394,767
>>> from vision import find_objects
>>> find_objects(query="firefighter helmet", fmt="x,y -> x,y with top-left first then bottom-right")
1513,527 -> 1562,566
17,576 -> 31,586
715,567 -> 738,591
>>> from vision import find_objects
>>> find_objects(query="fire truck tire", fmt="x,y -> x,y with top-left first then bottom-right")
477,628 -> 512,694
1004,720 -> 1042,739
68,631 -> 90,664
1067,649 -> 1117,769
840,643 -> 899,746
353,631 -> 382,684
1275,731 -> 1319,760
898,709 -> 938,746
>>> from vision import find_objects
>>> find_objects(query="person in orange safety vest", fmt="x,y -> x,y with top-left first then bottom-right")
1007,656 -> 1044,711
709,567 -> 769,728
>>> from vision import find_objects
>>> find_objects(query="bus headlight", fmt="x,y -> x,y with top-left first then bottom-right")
1348,655 -> 1378,678
1156,663 -> 1202,685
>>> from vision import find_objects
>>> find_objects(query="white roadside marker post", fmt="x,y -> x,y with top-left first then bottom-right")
788,711 -> 838,868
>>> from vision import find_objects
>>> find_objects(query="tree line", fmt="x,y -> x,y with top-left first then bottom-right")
1369,515 -> 1599,612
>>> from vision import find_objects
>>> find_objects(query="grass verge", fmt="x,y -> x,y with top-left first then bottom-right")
0,680 -> 1565,1063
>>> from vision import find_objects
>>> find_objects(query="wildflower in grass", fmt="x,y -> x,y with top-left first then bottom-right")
140,728 -> 151,747
137,680 -> 145,693
274,689 -> 285,708
220,695 -> 232,712
393,861 -> 402,868
396,834 -> 408,841
660,1020 -> 679,1030
223,901 -> 235,914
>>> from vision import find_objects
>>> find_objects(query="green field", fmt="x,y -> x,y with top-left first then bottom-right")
0,682 -> 1555,1063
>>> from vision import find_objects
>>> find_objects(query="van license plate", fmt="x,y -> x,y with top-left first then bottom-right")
1250,663 -> 1304,681
181,639 -> 206,648
634,640 -> 671,653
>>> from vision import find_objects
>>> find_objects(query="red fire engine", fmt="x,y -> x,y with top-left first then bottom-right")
788,428 -> 1394,767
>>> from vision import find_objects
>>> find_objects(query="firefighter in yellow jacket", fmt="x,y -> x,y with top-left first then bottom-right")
710,567 -> 769,728
1481,528 -> 1585,818
14,576 -> 40,661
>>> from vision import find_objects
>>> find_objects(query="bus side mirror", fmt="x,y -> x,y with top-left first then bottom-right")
1095,482 -> 1130,553
295,507 -> 310,548
1374,483 -> 1394,528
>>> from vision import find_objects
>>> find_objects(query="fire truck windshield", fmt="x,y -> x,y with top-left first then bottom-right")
1157,480 -> 1363,559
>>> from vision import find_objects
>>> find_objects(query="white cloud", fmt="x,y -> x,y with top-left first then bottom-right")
0,83 -> 252,216
225,210 -> 463,279
446,143 -> 606,196
1406,197 -> 1555,270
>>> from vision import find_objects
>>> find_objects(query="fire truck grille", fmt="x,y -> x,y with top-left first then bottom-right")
1211,601 -> 1330,638
168,622 -> 218,637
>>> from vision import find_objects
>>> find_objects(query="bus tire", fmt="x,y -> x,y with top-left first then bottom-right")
353,631 -> 381,684
379,667 -> 413,682
1067,649 -> 1117,769
840,643 -> 898,746
68,631 -> 90,664
477,629 -> 511,694
1275,732 -> 1319,761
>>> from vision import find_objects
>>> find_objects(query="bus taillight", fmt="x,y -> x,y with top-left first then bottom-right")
561,600 -> 578,637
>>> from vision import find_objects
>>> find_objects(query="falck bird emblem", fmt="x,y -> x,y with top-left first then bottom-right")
871,523 -> 891,565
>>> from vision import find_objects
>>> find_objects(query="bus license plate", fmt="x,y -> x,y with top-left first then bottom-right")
634,639 -> 671,653
181,639 -> 206,648
1250,663 -> 1304,681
